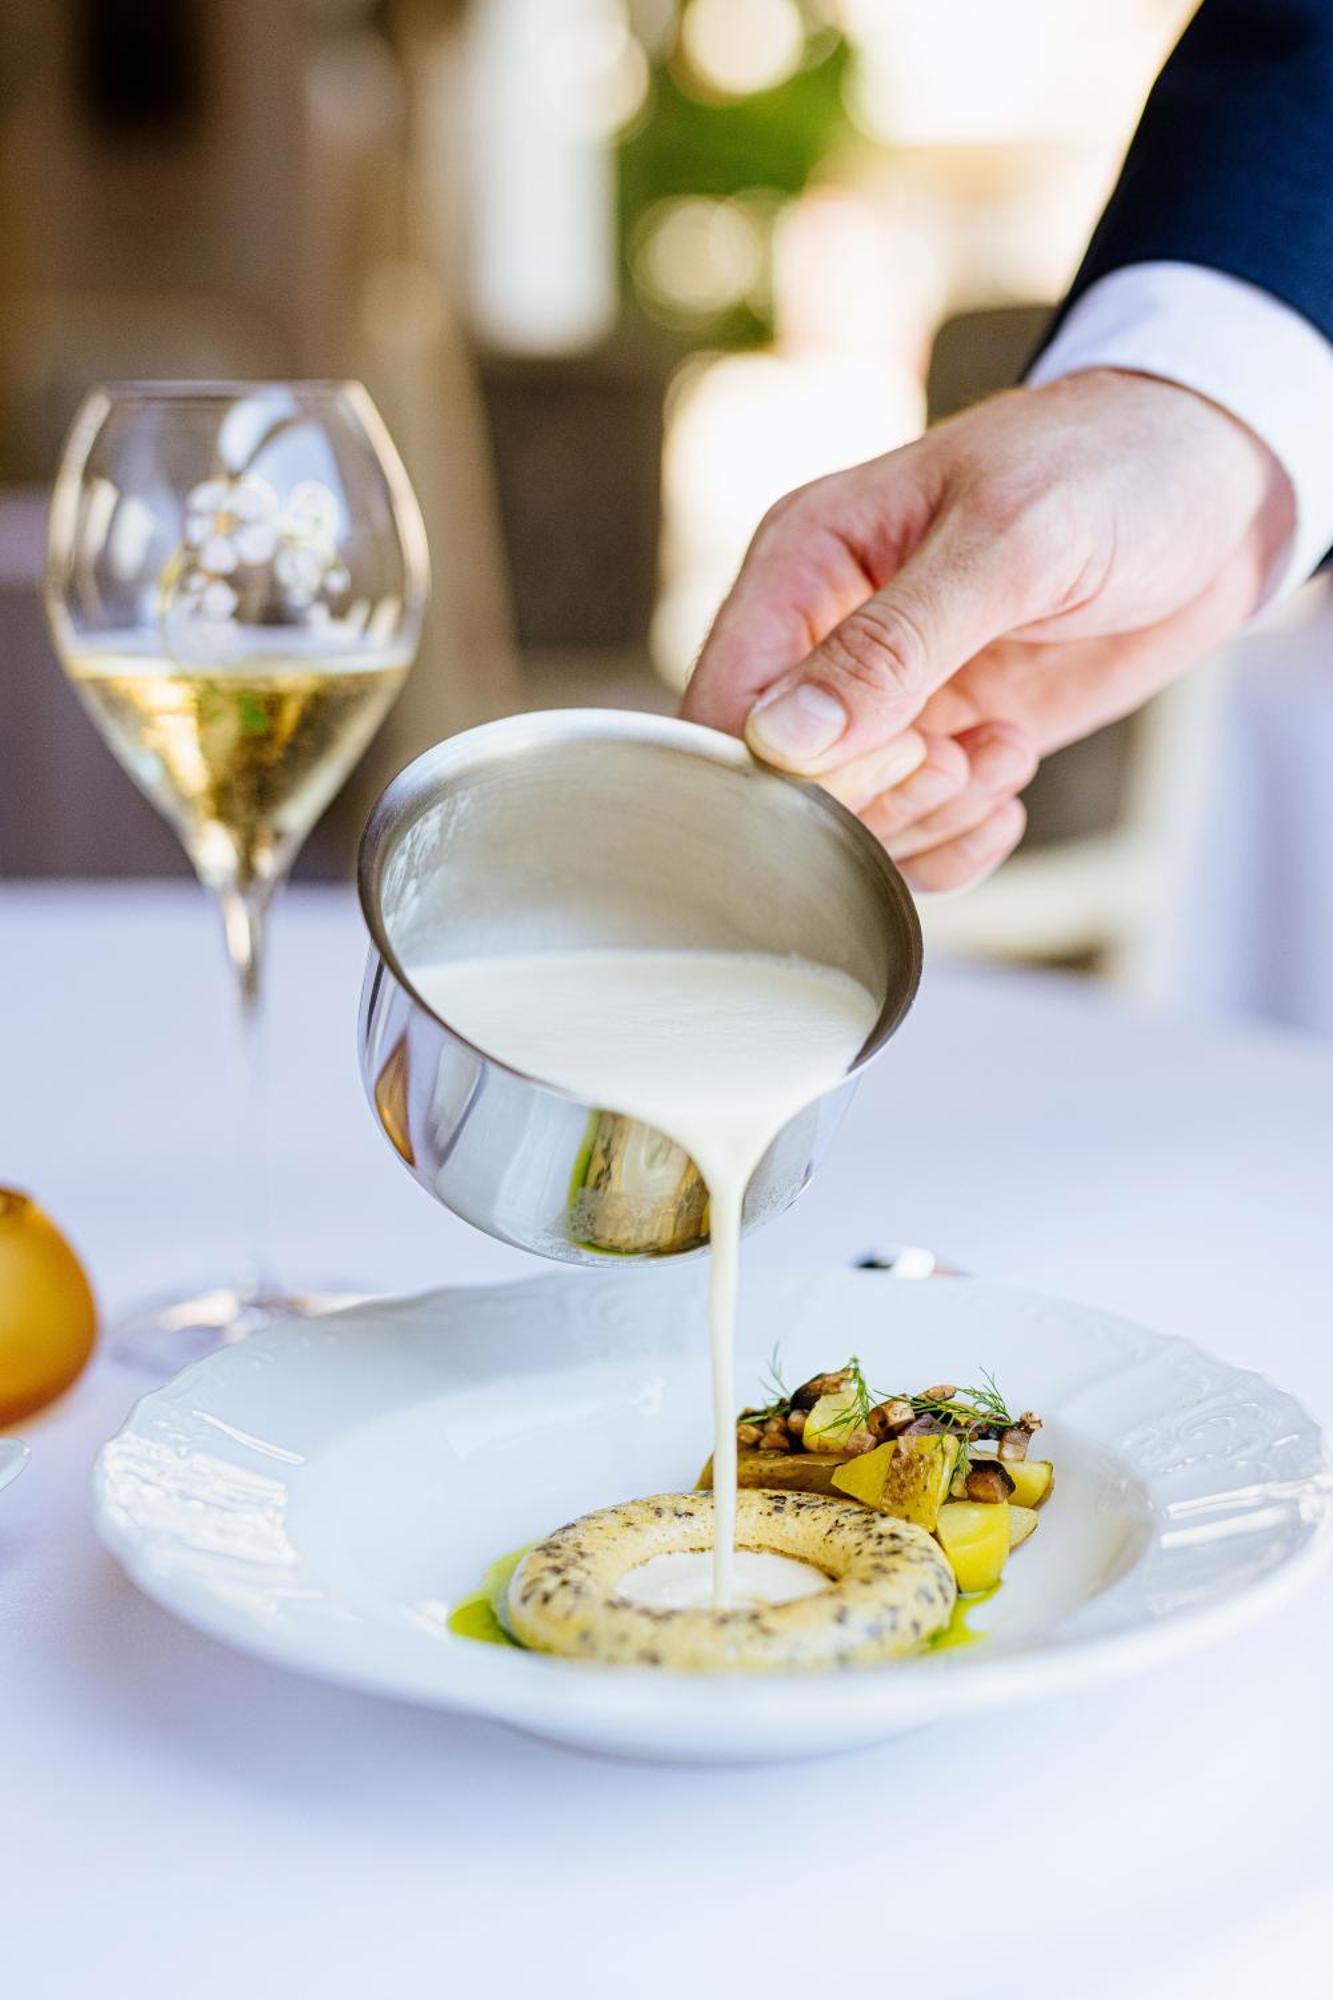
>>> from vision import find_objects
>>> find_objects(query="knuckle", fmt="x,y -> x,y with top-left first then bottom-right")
754,479 -> 820,542
822,597 -> 929,706
904,799 -> 1025,894
922,732 -> 971,792
971,799 -> 1026,865
965,470 -> 1046,536
1003,730 -> 1040,783
972,723 -> 1040,794
1000,798 -> 1028,847
964,477 -> 1081,597
753,497 -> 793,543
904,848 -> 973,894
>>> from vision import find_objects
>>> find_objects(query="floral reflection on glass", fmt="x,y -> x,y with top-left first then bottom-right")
177,474 -> 352,630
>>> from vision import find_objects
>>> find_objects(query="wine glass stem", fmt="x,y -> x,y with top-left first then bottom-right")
218,882 -> 276,1303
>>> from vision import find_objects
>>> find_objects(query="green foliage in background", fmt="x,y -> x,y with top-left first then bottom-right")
618,20 -> 853,348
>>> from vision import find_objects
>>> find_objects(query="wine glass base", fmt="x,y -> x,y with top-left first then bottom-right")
110,1281 -> 370,1379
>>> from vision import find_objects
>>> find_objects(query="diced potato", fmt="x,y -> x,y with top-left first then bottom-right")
697,1450 -> 852,1496
831,1433 -> 960,1531
803,1384 -> 864,1452
1005,1459 -> 1054,1508
1008,1504 -> 1039,1550
936,1500 -> 1011,1594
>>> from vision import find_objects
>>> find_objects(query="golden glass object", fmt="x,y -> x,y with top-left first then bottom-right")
0,1190 -> 98,1424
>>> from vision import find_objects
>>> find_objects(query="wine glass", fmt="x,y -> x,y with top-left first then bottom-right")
45,381 -> 429,1373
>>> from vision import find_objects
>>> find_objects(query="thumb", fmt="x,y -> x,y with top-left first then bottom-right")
743,509 -> 1039,775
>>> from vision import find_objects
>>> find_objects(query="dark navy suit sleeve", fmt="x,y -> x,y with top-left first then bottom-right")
1055,0 -> 1333,347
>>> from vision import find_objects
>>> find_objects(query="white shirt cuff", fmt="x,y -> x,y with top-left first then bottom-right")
1027,261 -> 1333,604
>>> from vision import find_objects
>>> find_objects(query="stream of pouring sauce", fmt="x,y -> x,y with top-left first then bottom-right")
410,948 -> 878,1607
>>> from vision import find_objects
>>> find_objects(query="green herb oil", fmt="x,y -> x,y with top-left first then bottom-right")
446,1544 -> 532,1647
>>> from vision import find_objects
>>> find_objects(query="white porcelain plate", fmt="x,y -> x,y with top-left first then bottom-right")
94,1266 -> 1333,1762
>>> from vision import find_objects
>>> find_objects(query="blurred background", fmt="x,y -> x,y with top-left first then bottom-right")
4,0 -> 1331,1028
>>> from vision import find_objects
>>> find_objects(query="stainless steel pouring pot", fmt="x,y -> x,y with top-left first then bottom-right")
356,710 -> 922,1263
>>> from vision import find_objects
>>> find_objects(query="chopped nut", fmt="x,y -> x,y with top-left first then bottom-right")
785,1408 -> 807,1440
1019,1411 -> 1042,1434
842,1428 -> 878,1456
868,1398 -> 914,1440
759,1423 -> 792,1453
965,1461 -> 1016,1503
998,1427 -> 1031,1462
920,1383 -> 956,1402
737,1422 -> 763,1447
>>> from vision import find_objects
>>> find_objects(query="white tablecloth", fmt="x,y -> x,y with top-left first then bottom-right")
3,884 -> 1332,1999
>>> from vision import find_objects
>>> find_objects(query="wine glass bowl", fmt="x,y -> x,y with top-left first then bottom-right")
45,381 -> 429,1371
47,381 -> 427,896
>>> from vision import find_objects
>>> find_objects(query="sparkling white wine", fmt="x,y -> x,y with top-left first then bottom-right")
65,638 -> 410,891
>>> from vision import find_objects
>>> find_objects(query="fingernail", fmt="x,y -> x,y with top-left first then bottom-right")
747,682 -> 848,765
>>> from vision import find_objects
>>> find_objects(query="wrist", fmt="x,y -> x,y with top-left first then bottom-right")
1020,367 -> 1293,611
1029,261 -> 1333,603
1089,367 -> 1295,601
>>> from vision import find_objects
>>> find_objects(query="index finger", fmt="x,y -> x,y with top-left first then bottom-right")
681,506 -> 878,736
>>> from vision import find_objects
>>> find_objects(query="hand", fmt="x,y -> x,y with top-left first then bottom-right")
682,369 -> 1293,889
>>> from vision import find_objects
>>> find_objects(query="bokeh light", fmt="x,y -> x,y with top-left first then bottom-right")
839,0 -> 1183,148
632,196 -> 766,321
773,185 -> 946,367
652,348 -> 924,686
678,0 -> 807,99
578,5 -> 652,138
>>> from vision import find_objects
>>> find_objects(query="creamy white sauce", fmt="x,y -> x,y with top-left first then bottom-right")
411,948 -> 877,1607
616,1548 -> 829,1610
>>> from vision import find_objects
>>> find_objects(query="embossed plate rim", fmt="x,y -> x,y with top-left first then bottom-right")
92,1269 -> 1333,1761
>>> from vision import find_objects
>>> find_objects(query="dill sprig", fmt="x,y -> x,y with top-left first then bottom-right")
738,1355 -> 1022,1487
902,1373 -> 1017,1486
801,1354 -> 876,1442
738,1344 -> 793,1428
896,1376 -> 1012,1488
908,1372 -> 1016,1435
846,1355 -> 875,1431
758,1345 -> 788,1411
